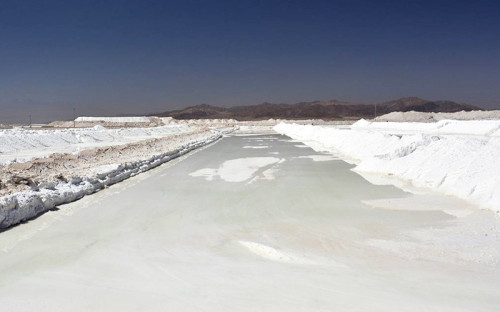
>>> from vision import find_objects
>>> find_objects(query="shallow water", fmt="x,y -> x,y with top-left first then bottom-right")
0,134 -> 499,311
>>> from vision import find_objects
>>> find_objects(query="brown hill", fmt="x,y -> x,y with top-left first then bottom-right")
154,97 -> 480,120
376,97 -> 478,114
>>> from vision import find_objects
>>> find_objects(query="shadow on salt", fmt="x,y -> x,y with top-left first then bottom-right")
296,155 -> 338,162
359,172 -> 476,218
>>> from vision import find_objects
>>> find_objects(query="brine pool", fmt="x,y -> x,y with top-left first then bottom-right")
1,134 -> 499,311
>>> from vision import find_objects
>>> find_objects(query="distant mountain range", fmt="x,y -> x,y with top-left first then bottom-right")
153,97 -> 480,120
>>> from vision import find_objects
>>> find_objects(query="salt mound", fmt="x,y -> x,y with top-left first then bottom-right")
274,122 -> 500,212
376,110 -> 500,122
0,124 -> 195,164
352,119 -> 500,136
75,116 -> 151,123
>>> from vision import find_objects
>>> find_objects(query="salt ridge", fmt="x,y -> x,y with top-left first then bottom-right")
274,120 -> 500,212
75,116 -> 152,122
0,124 -> 194,164
0,132 -> 224,229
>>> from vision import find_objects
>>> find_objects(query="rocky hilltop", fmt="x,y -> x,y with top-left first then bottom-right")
154,97 -> 479,120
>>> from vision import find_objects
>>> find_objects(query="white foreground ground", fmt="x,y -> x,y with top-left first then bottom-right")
1,134 -> 499,311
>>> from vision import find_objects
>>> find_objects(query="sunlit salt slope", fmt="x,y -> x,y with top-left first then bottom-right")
274,120 -> 500,212
0,124 -> 193,164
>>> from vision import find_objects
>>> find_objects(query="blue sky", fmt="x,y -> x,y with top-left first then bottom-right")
1,0 -> 499,122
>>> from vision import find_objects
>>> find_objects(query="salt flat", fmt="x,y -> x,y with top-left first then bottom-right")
0,134 -> 499,311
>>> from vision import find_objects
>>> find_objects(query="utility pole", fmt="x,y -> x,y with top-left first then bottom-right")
374,103 -> 377,119
73,107 -> 76,128
29,114 -> 32,128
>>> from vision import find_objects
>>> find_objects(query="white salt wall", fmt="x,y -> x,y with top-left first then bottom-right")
274,121 -> 500,212
0,124 -> 194,164
375,110 -> 500,122
75,116 -> 152,122
0,133 -> 223,229
352,119 -> 500,136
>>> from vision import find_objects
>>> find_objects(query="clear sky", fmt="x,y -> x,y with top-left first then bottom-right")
1,0 -> 499,123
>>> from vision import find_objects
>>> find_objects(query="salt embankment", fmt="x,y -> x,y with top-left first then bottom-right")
75,116 -> 153,123
0,126 -> 234,229
375,110 -> 500,122
0,124 -> 195,164
274,119 -> 500,212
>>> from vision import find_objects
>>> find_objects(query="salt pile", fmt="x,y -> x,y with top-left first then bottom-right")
75,116 -> 152,122
0,124 -> 194,164
274,120 -> 500,212
352,119 -> 500,136
375,110 -> 500,122
0,131 -> 226,229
